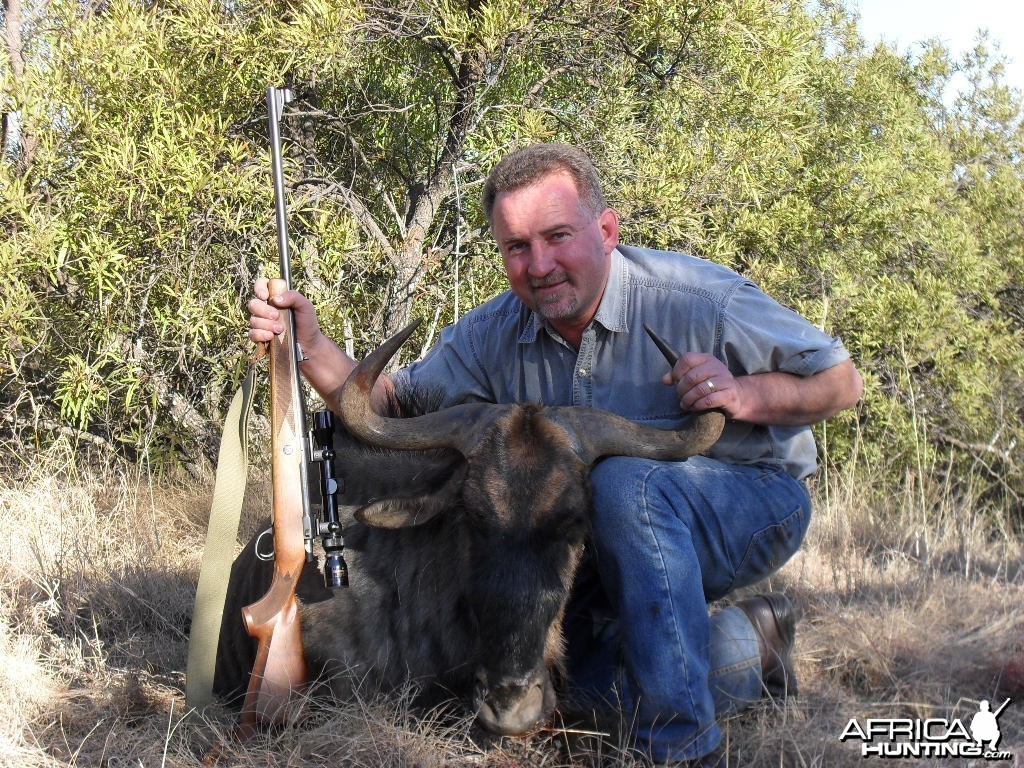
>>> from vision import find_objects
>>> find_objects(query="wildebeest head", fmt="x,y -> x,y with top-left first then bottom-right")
338,320 -> 725,735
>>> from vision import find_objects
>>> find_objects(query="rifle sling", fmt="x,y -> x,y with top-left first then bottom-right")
186,366 -> 257,712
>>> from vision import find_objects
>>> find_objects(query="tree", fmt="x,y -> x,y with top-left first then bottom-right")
1,0 -> 1021,505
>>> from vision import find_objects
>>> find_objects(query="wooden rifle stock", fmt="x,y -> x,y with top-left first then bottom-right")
239,285 -> 309,730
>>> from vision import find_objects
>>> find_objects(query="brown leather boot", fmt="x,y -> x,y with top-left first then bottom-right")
736,593 -> 798,699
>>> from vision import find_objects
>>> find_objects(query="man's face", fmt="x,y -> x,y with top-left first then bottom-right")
490,171 -> 619,337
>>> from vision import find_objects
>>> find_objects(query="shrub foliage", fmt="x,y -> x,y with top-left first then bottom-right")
2,0 -> 1021,503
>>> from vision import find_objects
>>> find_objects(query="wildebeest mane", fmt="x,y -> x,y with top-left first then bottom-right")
386,378 -> 455,419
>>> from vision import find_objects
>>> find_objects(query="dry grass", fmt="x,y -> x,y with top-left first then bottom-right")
0,444 -> 1021,767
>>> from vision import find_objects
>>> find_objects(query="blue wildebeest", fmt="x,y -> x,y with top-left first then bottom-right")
215,322 -> 724,735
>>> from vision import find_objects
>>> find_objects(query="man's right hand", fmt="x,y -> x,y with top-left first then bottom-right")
247,278 -> 326,358
247,278 -> 394,414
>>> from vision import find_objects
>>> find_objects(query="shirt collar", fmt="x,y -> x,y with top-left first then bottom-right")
594,248 -> 629,333
517,248 -> 629,344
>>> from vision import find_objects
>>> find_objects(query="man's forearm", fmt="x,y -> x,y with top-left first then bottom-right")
732,360 -> 862,427
299,332 -> 394,415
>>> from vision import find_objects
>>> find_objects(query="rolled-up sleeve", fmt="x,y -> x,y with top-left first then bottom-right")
720,282 -> 850,378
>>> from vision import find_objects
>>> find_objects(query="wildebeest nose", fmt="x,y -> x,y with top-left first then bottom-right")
473,671 -> 553,736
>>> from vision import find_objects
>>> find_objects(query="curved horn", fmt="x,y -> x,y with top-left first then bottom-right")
545,407 -> 725,466
338,319 -> 504,454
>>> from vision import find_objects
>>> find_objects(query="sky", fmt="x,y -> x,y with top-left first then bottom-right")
850,0 -> 1024,94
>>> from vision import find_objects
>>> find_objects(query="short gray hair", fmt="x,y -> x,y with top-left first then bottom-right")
481,143 -> 607,223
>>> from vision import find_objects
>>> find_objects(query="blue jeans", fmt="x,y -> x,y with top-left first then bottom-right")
565,456 -> 811,762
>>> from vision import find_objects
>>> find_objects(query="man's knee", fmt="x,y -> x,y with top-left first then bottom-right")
590,456 -> 652,498
589,457 -> 669,525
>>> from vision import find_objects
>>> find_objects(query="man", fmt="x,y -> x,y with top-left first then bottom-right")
248,143 -> 863,765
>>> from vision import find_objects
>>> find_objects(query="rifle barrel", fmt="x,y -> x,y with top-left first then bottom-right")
992,698 -> 1012,718
267,86 -> 295,288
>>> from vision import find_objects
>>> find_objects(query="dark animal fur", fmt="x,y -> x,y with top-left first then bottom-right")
213,388 -> 589,725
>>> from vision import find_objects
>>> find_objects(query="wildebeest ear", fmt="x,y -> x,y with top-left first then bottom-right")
354,466 -> 465,529
355,496 -> 446,528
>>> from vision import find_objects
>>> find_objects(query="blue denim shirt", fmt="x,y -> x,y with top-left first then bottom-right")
393,246 -> 850,479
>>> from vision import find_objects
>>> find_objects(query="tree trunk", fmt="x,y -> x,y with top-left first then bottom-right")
3,0 -> 39,173
381,43 -> 488,351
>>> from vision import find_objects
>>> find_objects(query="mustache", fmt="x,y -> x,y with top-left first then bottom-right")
529,273 -> 569,289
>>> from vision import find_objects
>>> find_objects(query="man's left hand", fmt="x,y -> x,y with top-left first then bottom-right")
664,352 -> 740,417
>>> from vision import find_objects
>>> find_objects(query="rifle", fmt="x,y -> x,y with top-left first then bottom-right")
238,86 -> 349,732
